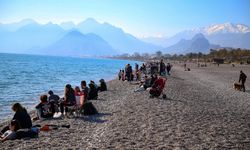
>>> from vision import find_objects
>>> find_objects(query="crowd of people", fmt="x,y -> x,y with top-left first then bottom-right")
118,60 -> 171,98
1,59 -> 247,143
0,79 -> 107,142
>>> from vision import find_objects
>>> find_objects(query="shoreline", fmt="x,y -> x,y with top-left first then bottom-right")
1,63 -> 250,149
0,76 -> 118,124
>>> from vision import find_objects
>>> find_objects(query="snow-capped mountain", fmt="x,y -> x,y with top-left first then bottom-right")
199,23 -> 250,35
142,23 -> 250,49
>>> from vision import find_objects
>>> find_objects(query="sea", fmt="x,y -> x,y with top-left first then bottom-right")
0,53 -> 142,122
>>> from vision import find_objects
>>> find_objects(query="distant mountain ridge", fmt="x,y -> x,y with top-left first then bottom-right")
76,18 -> 162,54
0,18 -> 161,56
40,30 -> 116,56
162,33 -> 220,54
142,23 -> 250,50
0,19 -> 249,56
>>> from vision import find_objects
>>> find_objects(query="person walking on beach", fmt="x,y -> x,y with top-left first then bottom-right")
239,70 -> 247,92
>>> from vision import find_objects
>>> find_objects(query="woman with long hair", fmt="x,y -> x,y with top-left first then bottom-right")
1,103 -> 32,134
60,84 -> 76,115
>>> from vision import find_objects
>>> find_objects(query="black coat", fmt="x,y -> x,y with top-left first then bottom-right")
13,111 -> 32,129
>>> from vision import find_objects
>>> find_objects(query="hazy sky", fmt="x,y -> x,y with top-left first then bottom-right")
0,0 -> 249,37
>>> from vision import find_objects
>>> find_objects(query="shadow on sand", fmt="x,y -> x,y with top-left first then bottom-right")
77,112 -> 112,123
160,96 -> 188,104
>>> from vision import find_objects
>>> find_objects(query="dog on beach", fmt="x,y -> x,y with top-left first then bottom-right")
233,82 -> 241,91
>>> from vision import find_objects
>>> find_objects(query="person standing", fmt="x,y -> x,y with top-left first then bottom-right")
239,70 -> 247,92
159,59 -> 166,76
166,63 -> 172,75
118,70 -> 122,80
126,64 -> 133,81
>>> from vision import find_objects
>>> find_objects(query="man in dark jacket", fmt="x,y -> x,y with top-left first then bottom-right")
126,64 -> 133,81
239,70 -> 247,92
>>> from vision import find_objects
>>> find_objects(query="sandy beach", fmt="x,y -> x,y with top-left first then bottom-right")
0,63 -> 250,149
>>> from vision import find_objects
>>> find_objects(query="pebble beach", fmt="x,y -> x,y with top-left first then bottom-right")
0,63 -> 250,150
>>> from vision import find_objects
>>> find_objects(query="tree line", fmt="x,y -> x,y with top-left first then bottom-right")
112,48 -> 250,64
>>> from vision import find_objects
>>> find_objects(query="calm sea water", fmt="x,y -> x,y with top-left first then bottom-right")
0,53 -> 141,121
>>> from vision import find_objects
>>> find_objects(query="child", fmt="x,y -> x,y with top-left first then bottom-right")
35,95 -> 53,120
0,120 -> 20,142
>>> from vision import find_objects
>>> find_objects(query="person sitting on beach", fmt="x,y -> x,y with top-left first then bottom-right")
35,95 -> 54,120
134,75 -> 151,92
75,86 -> 85,107
48,90 -> 60,104
88,82 -> 98,100
90,80 -> 98,89
1,103 -> 32,135
136,70 -> 142,81
60,84 -> 76,115
81,80 -> 89,102
98,79 -> 107,92
48,90 -> 60,113
149,77 -> 166,97
0,120 -> 20,142
150,74 -> 158,87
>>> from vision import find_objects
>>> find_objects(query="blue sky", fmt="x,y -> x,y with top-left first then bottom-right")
0,0 -> 249,37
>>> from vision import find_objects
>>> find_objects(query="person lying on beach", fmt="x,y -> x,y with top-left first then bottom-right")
0,120 -> 20,142
134,75 -> 151,92
98,79 -> 107,92
35,95 -> 54,120
1,103 -> 32,134
60,84 -> 76,115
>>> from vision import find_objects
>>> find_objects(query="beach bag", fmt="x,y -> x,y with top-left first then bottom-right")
83,102 -> 98,115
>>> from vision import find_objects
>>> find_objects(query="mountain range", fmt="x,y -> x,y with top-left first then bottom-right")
0,18 -> 161,56
162,33 -> 220,54
0,19 -> 249,56
142,23 -> 250,52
